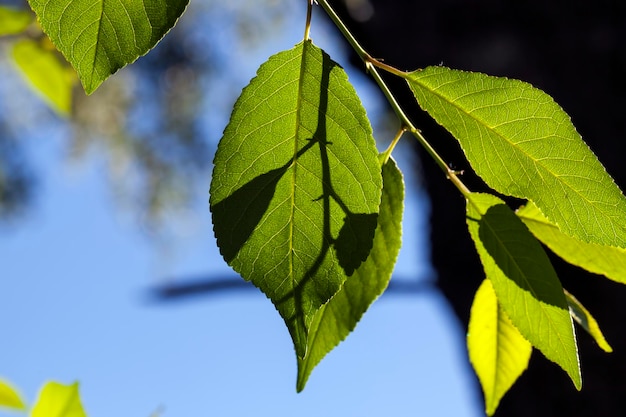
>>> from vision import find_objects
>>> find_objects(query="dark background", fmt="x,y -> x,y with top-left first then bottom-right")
328,0 -> 626,415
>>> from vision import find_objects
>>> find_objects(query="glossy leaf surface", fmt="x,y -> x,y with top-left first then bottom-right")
564,289 -> 612,353
31,381 -> 87,417
11,39 -> 74,115
297,156 -> 404,391
407,66 -> 626,248
0,379 -> 26,410
27,0 -> 189,93
468,279 -> 532,416
517,202 -> 626,284
210,41 -> 382,358
466,192 -> 580,388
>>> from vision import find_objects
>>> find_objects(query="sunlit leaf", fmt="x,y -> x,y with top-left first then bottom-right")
11,38 -> 75,115
297,156 -> 404,391
31,381 -> 87,417
564,289 -> 612,353
517,202 -> 626,284
210,41 -> 382,358
27,0 -> 189,94
466,192 -> 581,389
468,279 -> 532,416
0,379 -> 26,410
0,6 -> 34,35
406,66 -> 626,248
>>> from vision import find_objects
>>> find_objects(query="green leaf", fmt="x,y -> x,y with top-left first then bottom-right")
564,289 -> 612,353
0,6 -> 34,35
466,192 -> 581,389
0,379 -> 26,410
11,38 -> 74,115
31,381 -> 87,417
468,279 -> 532,416
210,41 -> 382,358
406,66 -> 626,248
296,156 -> 404,391
517,202 -> 626,284
27,0 -> 189,94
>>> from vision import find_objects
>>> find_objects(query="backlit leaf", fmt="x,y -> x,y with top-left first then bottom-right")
0,379 -> 26,410
468,279 -> 532,416
297,156 -> 404,391
0,6 -> 33,35
11,38 -> 75,115
564,289 -> 612,353
31,381 -> 87,417
466,192 -> 580,388
27,0 -> 189,94
210,41 -> 382,358
407,67 -> 626,248
517,202 -> 626,284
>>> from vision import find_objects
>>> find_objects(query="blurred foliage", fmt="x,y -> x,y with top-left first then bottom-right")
0,0 -> 292,233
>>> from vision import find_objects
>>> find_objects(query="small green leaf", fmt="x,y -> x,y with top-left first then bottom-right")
297,156 -> 404,391
517,202 -> 626,284
0,379 -> 26,410
468,279 -> 532,416
27,0 -> 189,94
466,192 -> 581,389
210,41 -> 382,358
406,66 -> 626,248
0,6 -> 34,35
31,381 -> 87,417
11,38 -> 75,115
564,289 -> 612,353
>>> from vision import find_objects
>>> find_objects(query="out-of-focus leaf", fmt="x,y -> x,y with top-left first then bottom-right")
10,38 -> 75,115
407,66 -> 626,248
297,156 -> 404,391
27,0 -> 189,93
0,379 -> 26,410
517,202 -> 626,284
466,192 -> 581,389
468,279 -> 532,416
210,41 -> 382,358
564,289 -> 612,353
0,6 -> 33,36
31,381 -> 87,417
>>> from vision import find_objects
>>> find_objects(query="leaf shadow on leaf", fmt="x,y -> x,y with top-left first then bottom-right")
212,51 -> 378,355
474,204 -> 568,309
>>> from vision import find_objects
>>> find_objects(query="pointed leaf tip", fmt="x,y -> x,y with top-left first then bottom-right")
210,41 -> 382,359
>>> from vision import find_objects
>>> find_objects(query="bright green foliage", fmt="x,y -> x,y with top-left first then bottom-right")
406,66 -> 626,249
517,202 -> 626,284
0,379 -> 26,410
0,6 -> 34,35
297,156 -> 404,391
564,290 -> 612,353
26,0 -> 189,94
210,41 -> 382,358
11,39 -> 74,115
466,192 -> 581,389
468,279 -> 532,416
31,381 -> 87,417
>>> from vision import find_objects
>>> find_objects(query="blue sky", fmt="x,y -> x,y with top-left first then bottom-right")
0,1 -> 482,415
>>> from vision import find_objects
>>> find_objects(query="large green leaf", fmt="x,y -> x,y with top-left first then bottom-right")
210,41 -> 382,358
564,289 -> 612,353
0,6 -> 34,35
27,0 -> 189,94
468,279 -> 532,416
0,379 -> 26,410
296,156 -> 404,391
466,192 -> 581,388
517,202 -> 626,284
407,67 -> 626,248
31,381 -> 87,417
11,38 -> 75,115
